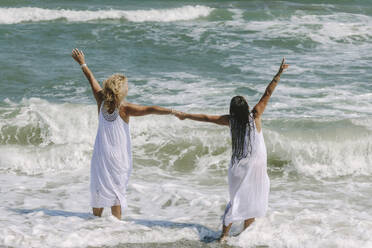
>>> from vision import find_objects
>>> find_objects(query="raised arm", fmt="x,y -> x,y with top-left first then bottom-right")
175,112 -> 229,126
71,48 -> 103,107
252,58 -> 289,118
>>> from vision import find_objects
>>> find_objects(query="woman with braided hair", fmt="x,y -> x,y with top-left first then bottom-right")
175,59 -> 289,241
72,48 -> 177,219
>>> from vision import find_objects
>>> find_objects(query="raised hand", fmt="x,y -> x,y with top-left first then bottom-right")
71,48 -> 86,65
278,58 -> 289,74
71,48 -> 103,107
252,58 -> 289,120
174,111 -> 186,120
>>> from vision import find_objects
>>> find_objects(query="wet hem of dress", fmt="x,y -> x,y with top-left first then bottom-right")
90,199 -> 122,208
90,205 -> 122,208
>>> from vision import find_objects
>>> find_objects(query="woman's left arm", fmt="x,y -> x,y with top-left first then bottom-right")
175,112 -> 229,126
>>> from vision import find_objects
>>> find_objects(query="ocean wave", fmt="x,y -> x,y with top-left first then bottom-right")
225,9 -> 372,46
265,120 -> 372,179
0,98 -> 96,146
0,98 -> 96,175
0,6 -> 214,24
0,98 -> 371,178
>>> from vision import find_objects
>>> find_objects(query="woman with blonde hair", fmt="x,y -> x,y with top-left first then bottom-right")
175,59 -> 289,241
72,48 -> 176,219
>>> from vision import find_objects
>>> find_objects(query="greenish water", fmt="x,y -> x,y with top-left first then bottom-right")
0,1 -> 371,247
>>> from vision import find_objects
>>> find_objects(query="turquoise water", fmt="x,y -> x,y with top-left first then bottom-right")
0,1 -> 371,247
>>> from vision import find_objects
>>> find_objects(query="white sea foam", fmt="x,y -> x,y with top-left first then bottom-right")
0,98 -> 96,175
225,9 -> 372,47
266,128 -> 372,178
1,98 -> 371,179
0,6 -> 214,24
0,98 -> 371,247
228,208 -> 372,247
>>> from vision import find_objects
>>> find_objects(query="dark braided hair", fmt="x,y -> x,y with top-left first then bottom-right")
229,96 -> 254,162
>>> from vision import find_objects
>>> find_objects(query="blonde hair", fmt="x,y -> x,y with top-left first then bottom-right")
102,74 -> 128,113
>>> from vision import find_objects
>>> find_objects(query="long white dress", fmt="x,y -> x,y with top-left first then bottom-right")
223,115 -> 270,226
90,103 -> 132,208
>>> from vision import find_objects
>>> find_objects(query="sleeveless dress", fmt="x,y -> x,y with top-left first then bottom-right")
90,103 -> 132,208
223,114 -> 270,226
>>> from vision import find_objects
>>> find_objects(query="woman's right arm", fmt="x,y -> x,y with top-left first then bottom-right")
176,112 -> 229,126
123,103 -> 174,116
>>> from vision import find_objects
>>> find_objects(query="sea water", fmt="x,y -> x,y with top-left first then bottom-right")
0,1 -> 371,247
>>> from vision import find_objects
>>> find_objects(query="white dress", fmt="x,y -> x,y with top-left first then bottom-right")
223,115 -> 270,226
90,103 -> 132,208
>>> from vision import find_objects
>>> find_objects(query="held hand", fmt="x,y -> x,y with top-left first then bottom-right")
174,111 -> 186,120
71,48 -> 86,65
278,58 -> 289,74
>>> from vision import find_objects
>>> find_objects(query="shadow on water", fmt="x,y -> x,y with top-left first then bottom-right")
9,208 -> 220,243
10,207 -> 94,220
127,218 -> 219,243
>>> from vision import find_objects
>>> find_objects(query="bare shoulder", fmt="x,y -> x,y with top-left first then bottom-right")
253,115 -> 262,133
96,91 -> 104,113
209,114 -> 229,126
121,102 -> 137,112
119,102 -> 130,124
252,104 -> 259,116
96,90 -> 104,101
218,115 -> 230,126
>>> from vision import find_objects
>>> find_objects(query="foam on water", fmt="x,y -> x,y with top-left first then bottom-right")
227,208 -> 372,247
1,1 -> 372,247
0,98 -> 96,175
0,99 -> 371,247
1,98 -> 371,179
265,125 -> 372,178
0,6 -> 214,24
223,8 -> 372,47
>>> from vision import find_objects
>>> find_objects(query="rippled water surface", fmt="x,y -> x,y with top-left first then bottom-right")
0,1 -> 371,247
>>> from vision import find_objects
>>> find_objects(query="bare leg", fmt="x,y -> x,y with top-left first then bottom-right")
111,205 -> 121,219
243,218 -> 255,231
92,207 -> 103,217
218,223 -> 232,243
